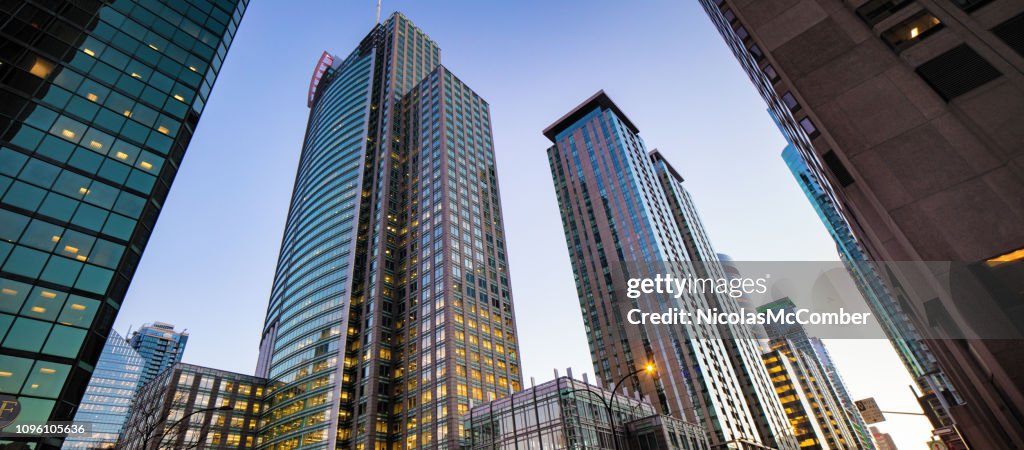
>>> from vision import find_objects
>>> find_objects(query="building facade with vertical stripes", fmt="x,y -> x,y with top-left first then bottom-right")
256,12 -> 522,450
545,90 -> 795,449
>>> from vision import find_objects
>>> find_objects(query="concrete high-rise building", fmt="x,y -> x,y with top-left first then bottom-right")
255,12 -> 522,450
545,90 -> 796,449
61,331 -> 143,450
118,363 -> 265,450
698,0 -> 1024,447
129,322 -> 188,385
757,299 -> 871,449
0,1 -> 247,447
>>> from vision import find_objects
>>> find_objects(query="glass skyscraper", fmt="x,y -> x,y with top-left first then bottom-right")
781,142 -> 961,441
61,330 -> 142,450
128,321 -> 188,385
545,91 -> 795,449
0,0 -> 246,447
256,12 -> 522,450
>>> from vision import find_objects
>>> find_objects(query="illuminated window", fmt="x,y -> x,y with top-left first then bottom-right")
987,247 -> 1024,267
29,57 -> 55,78
881,10 -> 943,51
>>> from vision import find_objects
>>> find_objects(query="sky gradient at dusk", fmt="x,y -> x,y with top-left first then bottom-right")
113,1 -> 933,446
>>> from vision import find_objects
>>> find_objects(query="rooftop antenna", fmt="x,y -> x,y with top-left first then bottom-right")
375,0 -> 381,24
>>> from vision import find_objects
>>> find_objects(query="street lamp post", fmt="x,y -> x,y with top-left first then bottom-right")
561,387 -> 614,448
606,363 -> 656,450
561,363 -> 656,450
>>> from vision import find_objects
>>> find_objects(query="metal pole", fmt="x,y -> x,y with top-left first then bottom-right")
561,388 -> 614,450
608,365 -> 654,450
878,410 -> 928,416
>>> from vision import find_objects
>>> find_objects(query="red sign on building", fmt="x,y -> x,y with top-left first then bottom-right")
307,51 -> 334,107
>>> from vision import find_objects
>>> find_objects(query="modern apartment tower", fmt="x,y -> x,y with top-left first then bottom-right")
758,299 -> 871,449
0,0 -> 246,446
545,90 -> 795,449
128,321 -> 188,385
698,0 -> 1024,447
61,331 -> 143,450
762,339 -> 857,450
256,12 -> 522,450
651,152 -> 798,450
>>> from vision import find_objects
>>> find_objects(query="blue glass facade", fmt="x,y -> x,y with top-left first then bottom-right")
780,140 -> 960,430
61,330 -> 142,449
256,35 -> 377,450
0,0 -> 246,446
257,13 -> 522,450
128,322 -> 188,385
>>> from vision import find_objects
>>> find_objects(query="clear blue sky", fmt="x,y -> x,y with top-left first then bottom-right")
114,0 -> 933,447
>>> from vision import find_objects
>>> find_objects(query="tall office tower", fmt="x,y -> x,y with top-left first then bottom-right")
61,331 -> 143,450
762,339 -> 859,449
757,299 -> 870,449
781,132 -> 961,445
652,152 -> 798,450
118,363 -> 265,450
0,0 -> 246,446
698,0 -> 1024,447
256,12 -> 522,450
545,90 -> 790,449
129,322 -> 188,384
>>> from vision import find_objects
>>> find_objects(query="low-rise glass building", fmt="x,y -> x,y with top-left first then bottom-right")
462,375 -> 709,450
118,363 -> 264,450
